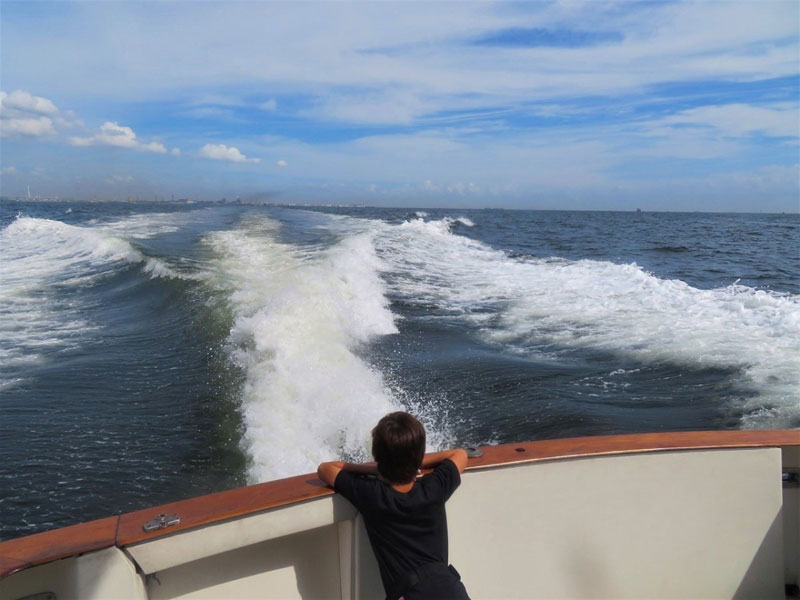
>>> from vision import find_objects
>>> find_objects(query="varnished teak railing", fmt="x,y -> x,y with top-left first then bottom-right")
1,429 -> 798,578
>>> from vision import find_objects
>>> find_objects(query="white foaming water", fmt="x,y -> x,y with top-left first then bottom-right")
92,211 -> 185,239
0,216 -> 179,375
205,215 -> 415,482
373,216 -> 800,428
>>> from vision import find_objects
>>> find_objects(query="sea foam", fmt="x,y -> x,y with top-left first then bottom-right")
0,216 -> 180,373
205,215 -> 405,482
372,214 -> 800,428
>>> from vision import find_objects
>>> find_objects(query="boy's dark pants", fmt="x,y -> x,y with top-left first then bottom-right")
390,563 -> 471,600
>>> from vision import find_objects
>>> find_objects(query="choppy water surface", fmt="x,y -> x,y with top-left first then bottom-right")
1,200 -> 798,540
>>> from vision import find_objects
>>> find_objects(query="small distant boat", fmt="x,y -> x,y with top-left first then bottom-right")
1,429 -> 798,599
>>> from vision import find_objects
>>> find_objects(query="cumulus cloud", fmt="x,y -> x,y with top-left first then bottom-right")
69,121 -> 168,153
0,90 -> 79,137
276,159 -> 288,167
199,143 -> 260,163
260,99 -> 278,112
2,115 -> 55,137
1,166 -> 19,175
2,90 -> 57,114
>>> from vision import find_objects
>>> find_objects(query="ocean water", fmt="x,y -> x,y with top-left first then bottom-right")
1,199 -> 798,540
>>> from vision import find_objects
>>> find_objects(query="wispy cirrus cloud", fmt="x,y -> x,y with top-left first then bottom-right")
656,103 -> 799,138
260,99 -> 277,112
0,1 -> 797,210
4,2 -> 795,125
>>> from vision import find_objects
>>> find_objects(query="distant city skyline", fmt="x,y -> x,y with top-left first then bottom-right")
1,1 -> 798,212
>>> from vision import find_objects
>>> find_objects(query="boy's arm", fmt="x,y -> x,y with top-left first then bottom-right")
317,448 -> 468,487
420,448 -> 468,474
317,460 -> 379,487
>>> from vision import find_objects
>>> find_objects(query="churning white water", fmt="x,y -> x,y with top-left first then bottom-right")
0,216 -> 177,381
2,201 -> 797,541
204,215 -> 438,482
372,215 -> 800,428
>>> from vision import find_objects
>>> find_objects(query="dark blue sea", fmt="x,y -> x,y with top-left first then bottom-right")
1,199 -> 798,540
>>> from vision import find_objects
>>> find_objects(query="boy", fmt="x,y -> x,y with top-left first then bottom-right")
318,411 -> 471,600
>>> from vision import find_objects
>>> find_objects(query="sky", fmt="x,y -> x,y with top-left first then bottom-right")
0,0 -> 798,211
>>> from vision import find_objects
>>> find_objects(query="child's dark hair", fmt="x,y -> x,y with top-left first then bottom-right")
372,412 -> 426,484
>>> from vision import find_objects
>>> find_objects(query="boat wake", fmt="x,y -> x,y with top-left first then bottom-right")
204,215 -> 419,482
0,216 -> 183,383
372,214 -> 800,429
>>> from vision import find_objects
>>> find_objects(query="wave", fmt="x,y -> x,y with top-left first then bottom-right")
1,216 -> 181,282
371,214 -> 800,428
90,211 -> 186,239
401,215 -> 475,235
0,216 -> 182,374
204,215 -> 410,482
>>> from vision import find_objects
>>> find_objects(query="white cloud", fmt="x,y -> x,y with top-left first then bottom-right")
659,103 -> 799,138
1,90 -> 58,115
199,143 -> 260,163
5,2 -> 797,126
142,141 -> 168,153
69,121 -> 167,153
2,166 -> 19,175
446,182 -> 481,195
106,174 -> 134,184
2,3 -> 797,211
182,106 -> 244,122
0,90 -> 56,137
276,159 -> 288,167
71,122 -> 137,148
0,90 -> 82,138
171,148 -> 181,156
308,90 -> 426,125
416,179 -> 482,195
1,115 -> 55,137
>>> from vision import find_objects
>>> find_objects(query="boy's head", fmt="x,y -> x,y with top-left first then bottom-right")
372,411 -> 426,484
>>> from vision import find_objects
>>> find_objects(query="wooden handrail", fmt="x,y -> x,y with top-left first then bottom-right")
463,429 -> 800,469
117,472 -> 331,546
1,429 -> 797,578
0,516 -> 119,579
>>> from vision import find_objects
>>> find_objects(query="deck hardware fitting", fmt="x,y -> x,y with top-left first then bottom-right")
783,469 -> 799,488
515,447 -> 526,452
143,513 -> 181,532
466,446 -> 484,458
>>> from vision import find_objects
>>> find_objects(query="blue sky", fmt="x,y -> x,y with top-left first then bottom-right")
0,0 -> 798,211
